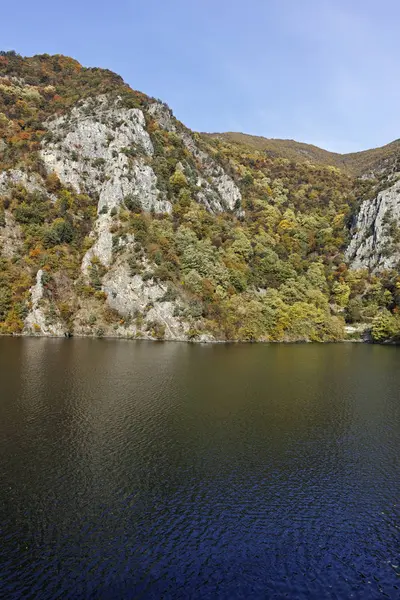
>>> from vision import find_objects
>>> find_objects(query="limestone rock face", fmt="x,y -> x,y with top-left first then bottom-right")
81,214 -> 114,271
148,102 -> 242,212
0,211 -> 22,258
346,179 -> 400,271
40,95 -> 171,214
38,95 -> 241,207
24,270 -> 65,336
0,169 -> 45,195
102,259 -> 188,341
39,95 -> 175,270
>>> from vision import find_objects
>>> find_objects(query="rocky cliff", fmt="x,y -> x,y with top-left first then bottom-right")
346,178 -> 400,271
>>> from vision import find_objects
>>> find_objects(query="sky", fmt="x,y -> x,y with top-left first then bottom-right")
1,0 -> 400,153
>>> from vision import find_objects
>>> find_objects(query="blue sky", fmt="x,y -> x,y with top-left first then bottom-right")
1,0 -> 399,153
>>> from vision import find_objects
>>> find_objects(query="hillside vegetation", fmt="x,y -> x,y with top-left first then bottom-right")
1,51 -> 400,343
208,132 -> 400,177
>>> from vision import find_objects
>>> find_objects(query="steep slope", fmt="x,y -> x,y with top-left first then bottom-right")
0,52 -> 243,341
1,51 -> 400,343
346,179 -> 400,271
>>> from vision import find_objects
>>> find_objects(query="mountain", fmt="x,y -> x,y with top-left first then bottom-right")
206,132 -> 400,176
1,51 -> 400,343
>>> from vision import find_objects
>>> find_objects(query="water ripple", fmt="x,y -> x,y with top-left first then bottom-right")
1,340 -> 400,599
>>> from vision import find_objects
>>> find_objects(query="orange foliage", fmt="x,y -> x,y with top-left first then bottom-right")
29,247 -> 42,258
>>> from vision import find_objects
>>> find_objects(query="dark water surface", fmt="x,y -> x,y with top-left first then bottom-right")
1,339 -> 400,599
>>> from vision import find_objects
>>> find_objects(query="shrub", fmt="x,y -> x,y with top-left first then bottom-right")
148,320 -> 166,340
43,218 -> 74,247
124,194 -> 142,213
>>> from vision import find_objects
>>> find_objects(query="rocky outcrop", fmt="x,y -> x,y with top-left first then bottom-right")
346,179 -> 400,271
0,168 -> 46,196
81,213 -> 114,271
148,102 -> 242,212
37,95 -> 242,276
24,270 -> 66,336
40,95 -> 171,214
40,95 -> 175,271
102,259 -> 188,341
0,211 -> 22,258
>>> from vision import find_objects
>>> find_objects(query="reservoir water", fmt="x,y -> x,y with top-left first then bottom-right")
1,339 -> 400,599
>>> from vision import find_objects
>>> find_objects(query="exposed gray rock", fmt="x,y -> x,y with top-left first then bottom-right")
40,95 -> 171,214
0,169 -> 46,195
102,260 -> 188,340
345,323 -> 370,340
346,179 -> 400,270
40,96 -> 173,271
147,101 -> 175,131
81,213 -> 114,271
0,211 -> 22,258
24,270 -> 65,336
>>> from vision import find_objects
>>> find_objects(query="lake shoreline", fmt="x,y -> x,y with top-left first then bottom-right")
0,331 -> 380,344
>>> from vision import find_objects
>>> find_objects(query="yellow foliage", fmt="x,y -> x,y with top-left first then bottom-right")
277,219 -> 295,232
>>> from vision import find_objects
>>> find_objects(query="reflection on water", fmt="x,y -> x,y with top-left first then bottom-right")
1,339 -> 400,599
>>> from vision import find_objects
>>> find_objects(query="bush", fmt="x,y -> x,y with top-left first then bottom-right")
124,194 -> 142,213
148,320 -> 166,340
14,197 -> 49,224
43,218 -> 74,247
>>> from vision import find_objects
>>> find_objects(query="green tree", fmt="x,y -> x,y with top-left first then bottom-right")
371,310 -> 398,342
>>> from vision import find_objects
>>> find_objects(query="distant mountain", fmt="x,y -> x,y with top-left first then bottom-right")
206,132 -> 400,176
1,51 -> 400,343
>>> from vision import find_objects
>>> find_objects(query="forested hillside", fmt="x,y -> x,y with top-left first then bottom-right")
1,51 -> 400,343
208,132 -> 400,176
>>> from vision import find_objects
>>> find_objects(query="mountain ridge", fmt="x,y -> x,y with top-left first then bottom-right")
1,50 -> 398,177
204,132 -> 400,176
